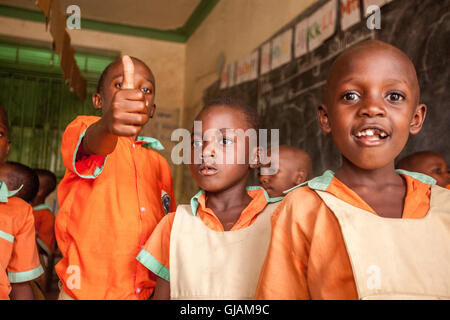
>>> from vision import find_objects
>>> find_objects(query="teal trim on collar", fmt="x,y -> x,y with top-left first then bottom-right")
395,169 -> 436,185
33,203 -> 53,212
0,181 -> 23,203
8,265 -> 44,283
189,186 -> 283,216
283,170 -> 335,194
0,230 -> 14,243
136,136 -> 164,151
190,190 -> 206,216
73,128 -> 107,179
283,169 -> 436,195
246,186 -> 284,203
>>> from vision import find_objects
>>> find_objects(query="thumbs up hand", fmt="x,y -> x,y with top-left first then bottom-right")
104,55 -> 149,137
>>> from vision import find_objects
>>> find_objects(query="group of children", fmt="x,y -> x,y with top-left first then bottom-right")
1,39 -> 449,300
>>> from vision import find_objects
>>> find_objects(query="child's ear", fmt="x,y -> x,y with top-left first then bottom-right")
317,104 -> 332,134
409,103 -> 427,135
92,93 -> 102,110
249,146 -> 261,169
294,170 -> 307,185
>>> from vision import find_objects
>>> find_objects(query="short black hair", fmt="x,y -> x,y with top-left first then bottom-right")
1,162 -> 39,203
96,56 -> 154,94
202,96 -> 261,132
34,168 -> 57,198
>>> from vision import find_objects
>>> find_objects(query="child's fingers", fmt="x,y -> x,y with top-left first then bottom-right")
122,55 -> 135,89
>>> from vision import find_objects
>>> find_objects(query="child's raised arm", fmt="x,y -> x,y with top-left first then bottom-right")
82,55 -> 150,155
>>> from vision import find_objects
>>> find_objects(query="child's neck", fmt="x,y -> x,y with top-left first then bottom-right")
205,182 -> 252,231
31,197 -> 45,207
335,157 -> 406,218
335,158 -> 401,188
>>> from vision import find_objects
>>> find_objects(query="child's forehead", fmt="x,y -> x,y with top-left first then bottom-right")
326,42 -> 419,95
194,105 -> 250,129
107,59 -> 155,82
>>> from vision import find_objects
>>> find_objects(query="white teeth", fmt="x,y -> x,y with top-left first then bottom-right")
356,128 -> 388,138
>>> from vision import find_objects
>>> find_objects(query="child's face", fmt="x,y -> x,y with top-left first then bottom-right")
319,43 -> 426,170
0,114 -> 10,165
189,106 -> 255,193
413,154 -> 449,188
259,149 -> 301,198
93,59 -> 156,119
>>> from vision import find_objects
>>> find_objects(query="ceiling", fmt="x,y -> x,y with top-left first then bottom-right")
0,0 -> 203,30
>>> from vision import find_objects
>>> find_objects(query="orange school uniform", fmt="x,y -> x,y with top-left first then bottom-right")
33,204 -> 55,255
0,182 -> 44,300
55,116 -> 176,300
255,170 -> 441,300
137,187 -> 281,298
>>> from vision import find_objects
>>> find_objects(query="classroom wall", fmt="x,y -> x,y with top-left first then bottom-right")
178,0 -> 318,203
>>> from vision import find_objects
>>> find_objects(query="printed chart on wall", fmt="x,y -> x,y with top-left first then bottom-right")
204,0 -> 450,178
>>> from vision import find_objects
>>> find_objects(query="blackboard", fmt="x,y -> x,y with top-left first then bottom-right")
204,0 -> 450,182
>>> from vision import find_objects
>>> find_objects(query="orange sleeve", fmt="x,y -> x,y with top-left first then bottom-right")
136,212 -> 175,282
255,187 -> 358,300
255,191 -> 311,299
35,209 -> 55,254
8,204 -> 44,283
446,184 -> 450,190
61,116 -> 106,179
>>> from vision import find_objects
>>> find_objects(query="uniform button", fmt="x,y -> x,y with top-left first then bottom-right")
136,288 -> 141,294
140,206 -> 146,212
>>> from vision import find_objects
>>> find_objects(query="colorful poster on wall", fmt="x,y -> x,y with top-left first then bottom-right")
228,62 -> 236,87
248,50 -> 259,81
271,29 -> 293,70
294,19 -> 308,58
307,0 -> 337,51
260,42 -> 271,75
340,0 -> 361,31
363,0 -> 392,17
220,64 -> 229,89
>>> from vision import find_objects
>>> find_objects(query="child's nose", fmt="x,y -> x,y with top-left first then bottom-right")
358,96 -> 386,118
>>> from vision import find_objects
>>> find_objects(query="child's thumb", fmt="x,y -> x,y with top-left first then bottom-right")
122,55 -> 135,89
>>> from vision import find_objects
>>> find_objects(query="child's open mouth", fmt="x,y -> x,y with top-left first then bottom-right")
353,127 -> 390,146
198,164 -> 218,176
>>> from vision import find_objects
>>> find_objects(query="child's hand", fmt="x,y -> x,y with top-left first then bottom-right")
104,55 -> 149,137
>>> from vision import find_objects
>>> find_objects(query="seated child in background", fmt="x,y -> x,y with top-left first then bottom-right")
259,145 -> 312,198
55,55 -> 176,300
255,40 -> 450,300
0,161 -> 47,299
396,151 -> 449,189
30,169 -> 57,256
0,105 -> 43,300
0,162 -> 39,204
137,97 -> 282,300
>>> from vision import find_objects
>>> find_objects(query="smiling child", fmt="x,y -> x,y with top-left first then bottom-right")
255,40 -> 450,299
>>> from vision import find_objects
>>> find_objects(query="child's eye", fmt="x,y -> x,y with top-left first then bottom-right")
192,140 -> 203,147
141,87 -> 152,94
219,137 -> 233,145
342,92 -> 359,101
386,92 -> 405,102
115,82 -> 122,89
431,168 -> 442,174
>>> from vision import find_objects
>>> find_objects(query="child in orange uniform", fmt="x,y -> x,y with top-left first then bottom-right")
255,40 -> 450,300
55,56 -> 176,300
0,105 -> 43,300
31,169 -> 57,256
396,151 -> 449,188
137,97 -> 282,299
259,145 -> 312,198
